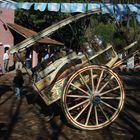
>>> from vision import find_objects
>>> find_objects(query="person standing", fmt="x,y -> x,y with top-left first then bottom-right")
14,52 -> 23,70
3,50 -> 9,73
43,49 -> 49,61
13,69 -> 24,100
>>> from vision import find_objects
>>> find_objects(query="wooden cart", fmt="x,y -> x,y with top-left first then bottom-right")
10,10 -> 138,130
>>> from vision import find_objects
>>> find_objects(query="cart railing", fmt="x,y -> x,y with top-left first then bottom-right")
112,41 -> 138,69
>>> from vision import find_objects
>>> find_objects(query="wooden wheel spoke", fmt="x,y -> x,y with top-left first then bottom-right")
96,70 -> 104,92
100,86 -> 120,96
94,106 -> 99,125
90,69 -> 95,92
85,104 -> 93,125
70,83 -> 90,96
79,73 -> 92,94
67,95 -> 89,98
99,76 -> 114,93
101,100 -> 117,111
68,99 -> 89,111
75,102 -> 90,120
101,96 -> 121,100
98,104 -> 109,121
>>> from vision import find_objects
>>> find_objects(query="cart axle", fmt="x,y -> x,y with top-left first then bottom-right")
90,95 -> 101,106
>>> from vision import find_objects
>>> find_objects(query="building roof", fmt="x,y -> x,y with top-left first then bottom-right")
7,23 -> 64,46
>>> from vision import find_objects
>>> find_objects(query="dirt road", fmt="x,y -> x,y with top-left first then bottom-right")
0,71 -> 140,140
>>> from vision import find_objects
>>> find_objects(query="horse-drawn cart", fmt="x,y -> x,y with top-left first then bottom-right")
10,10 -> 138,130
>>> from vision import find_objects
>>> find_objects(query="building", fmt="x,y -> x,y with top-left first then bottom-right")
0,8 -> 14,69
7,23 -> 64,68
0,7 -> 63,71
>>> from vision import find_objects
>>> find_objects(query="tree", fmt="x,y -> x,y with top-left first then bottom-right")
15,0 -> 140,52
15,0 -> 94,51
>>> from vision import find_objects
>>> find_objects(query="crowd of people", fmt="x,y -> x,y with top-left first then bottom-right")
1,44 -> 70,75
1,48 -> 32,74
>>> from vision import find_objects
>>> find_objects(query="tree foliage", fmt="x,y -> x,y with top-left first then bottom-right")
15,0 -> 140,52
15,0 -> 92,51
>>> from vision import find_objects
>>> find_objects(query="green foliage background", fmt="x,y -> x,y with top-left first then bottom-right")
14,0 -> 140,51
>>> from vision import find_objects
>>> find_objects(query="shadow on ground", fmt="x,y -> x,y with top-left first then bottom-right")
0,72 -> 140,140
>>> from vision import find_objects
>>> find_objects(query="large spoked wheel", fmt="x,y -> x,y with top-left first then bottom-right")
62,65 -> 125,130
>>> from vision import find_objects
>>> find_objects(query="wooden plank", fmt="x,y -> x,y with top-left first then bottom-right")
124,41 -> 137,51
89,45 -> 112,61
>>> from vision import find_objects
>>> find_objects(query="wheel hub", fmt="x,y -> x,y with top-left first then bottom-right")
90,93 -> 101,106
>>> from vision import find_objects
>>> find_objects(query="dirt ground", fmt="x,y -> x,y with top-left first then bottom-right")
0,70 -> 140,140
